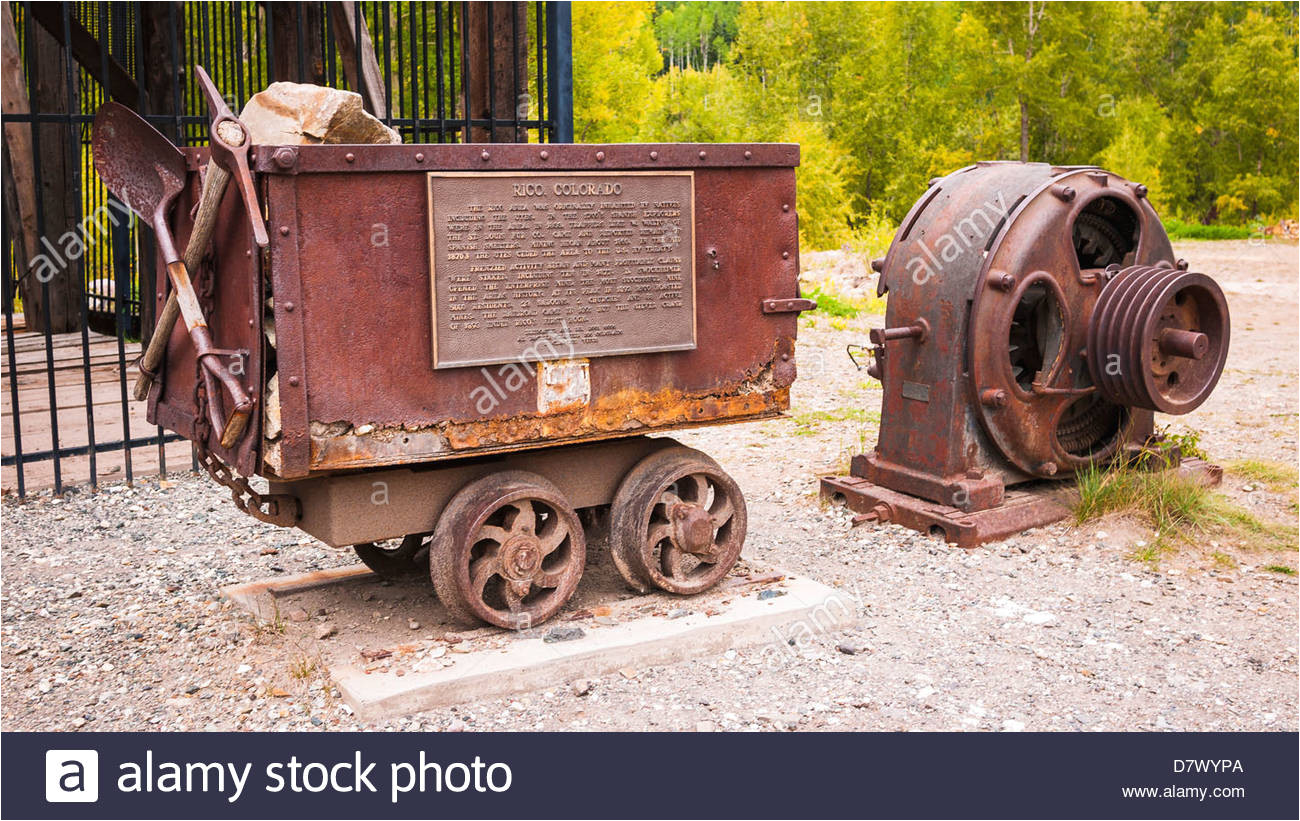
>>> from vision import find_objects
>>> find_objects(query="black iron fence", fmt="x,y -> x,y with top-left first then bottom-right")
1,0 -> 574,497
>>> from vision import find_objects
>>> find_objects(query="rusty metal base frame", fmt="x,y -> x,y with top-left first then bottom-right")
820,458 -> 1223,549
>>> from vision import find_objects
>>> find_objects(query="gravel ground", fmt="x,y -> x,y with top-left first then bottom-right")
2,239 -> 1296,733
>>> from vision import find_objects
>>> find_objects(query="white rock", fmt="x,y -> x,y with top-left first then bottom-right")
239,82 -> 401,146
1002,719 -> 1026,732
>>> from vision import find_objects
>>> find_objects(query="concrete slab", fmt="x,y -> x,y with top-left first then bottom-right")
221,565 -> 375,621
221,558 -> 852,722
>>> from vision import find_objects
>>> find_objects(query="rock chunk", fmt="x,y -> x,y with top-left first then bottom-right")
240,82 -> 400,146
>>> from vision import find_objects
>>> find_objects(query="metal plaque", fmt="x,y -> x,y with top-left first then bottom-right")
428,171 -> 696,369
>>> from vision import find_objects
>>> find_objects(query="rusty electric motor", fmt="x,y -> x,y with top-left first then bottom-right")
823,162 -> 1230,546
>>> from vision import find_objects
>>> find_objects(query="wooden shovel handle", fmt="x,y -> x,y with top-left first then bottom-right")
132,162 -> 233,401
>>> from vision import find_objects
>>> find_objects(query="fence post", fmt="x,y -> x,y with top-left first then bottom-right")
545,1 -> 572,144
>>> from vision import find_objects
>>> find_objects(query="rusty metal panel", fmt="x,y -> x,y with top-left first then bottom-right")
273,437 -> 675,547
264,173 -> 311,478
252,143 -> 800,477
426,171 -> 696,368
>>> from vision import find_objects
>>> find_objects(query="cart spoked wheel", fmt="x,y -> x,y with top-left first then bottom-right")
431,471 -> 586,629
610,447 -> 747,595
352,534 -> 431,579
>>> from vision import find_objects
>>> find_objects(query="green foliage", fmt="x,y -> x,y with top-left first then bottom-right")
1153,426 -> 1208,461
639,64 -> 750,142
653,2 -> 740,70
571,1 -> 1299,247
1162,219 -> 1254,240
804,285 -> 859,318
1264,564 -> 1297,576
572,2 -> 662,142
784,119 -> 858,249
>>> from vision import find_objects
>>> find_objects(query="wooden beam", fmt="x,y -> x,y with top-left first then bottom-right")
269,2 -> 326,85
328,2 -> 389,120
1,1 -> 38,286
137,3 -> 181,122
26,3 -> 138,107
25,16 -> 82,333
465,2 -> 528,143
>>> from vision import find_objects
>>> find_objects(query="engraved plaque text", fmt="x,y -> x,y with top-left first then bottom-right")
428,171 -> 695,368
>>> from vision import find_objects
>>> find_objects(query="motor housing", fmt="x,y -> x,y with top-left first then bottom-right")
822,162 -> 1229,546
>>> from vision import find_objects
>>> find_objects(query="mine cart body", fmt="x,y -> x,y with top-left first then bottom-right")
149,143 -> 803,484
136,140 -> 808,627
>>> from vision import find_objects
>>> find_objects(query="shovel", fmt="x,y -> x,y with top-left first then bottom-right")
132,64 -> 269,402
92,102 -> 252,449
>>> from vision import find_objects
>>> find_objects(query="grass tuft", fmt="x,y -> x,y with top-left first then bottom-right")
1210,551 -> 1237,569
1074,460 -> 1298,563
1263,564 -> 1297,576
1225,459 -> 1299,492
805,285 -> 861,318
802,282 -> 889,320
791,407 -> 879,436
289,654 -> 317,680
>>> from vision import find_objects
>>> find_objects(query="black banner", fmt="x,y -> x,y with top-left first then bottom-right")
5,731 -> 1296,819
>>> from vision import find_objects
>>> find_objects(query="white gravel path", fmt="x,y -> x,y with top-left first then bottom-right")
2,240 -> 1295,733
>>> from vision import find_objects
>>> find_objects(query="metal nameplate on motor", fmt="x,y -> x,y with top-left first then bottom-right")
427,171 -> 696,369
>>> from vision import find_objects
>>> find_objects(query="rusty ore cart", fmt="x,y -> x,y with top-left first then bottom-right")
143,139 -> 811,629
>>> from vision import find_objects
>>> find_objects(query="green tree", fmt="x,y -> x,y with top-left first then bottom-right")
653,2 -> 741,71
571,1 -> 1299,241
571,2 -> 661,141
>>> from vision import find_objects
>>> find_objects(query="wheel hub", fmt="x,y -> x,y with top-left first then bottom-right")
671,504 -> 715,554
501,535 -> 542,580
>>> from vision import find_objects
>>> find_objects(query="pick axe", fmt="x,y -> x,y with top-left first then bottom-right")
132,64 -> 268,402
91,102 -> 254,448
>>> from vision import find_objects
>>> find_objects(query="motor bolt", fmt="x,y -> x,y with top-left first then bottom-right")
987,271 -> 1016,291
1051,184 -> 1076,202
980,388 -> 1008,408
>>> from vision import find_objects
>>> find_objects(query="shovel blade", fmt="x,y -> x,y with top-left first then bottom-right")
91,102 -> 187,223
